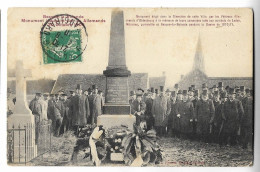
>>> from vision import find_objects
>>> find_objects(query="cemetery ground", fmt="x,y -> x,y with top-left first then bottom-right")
29,131 -> 253,167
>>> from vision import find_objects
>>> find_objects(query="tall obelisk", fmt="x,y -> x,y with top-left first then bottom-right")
98,10 -> 135,130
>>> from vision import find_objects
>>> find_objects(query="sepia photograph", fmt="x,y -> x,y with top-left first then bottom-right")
6,8 -> 253,167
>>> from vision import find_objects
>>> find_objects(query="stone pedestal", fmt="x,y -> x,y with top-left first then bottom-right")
97,115 -> 136,130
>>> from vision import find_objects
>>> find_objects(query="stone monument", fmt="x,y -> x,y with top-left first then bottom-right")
97,10 -> 136,130
8,60 -> 37,163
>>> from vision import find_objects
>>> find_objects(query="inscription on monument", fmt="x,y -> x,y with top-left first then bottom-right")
106,77 -> 129,104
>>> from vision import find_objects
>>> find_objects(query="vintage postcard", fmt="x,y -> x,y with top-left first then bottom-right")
7,8 -> 253,166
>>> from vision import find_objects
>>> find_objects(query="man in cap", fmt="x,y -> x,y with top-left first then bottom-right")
91,85 -> 103,125
175,90 -> 194,139
40,93 -> 49,121
192,89 -> 200,137
145,90 -> 154,130
240,88 -> 253,149
152,86 -> 171,136
218,82 -> 225,94
194,89 -> 215,143
221,88 -> 244,146
29,93 -> 43,143
235,88 -> 241,99
71,84 -> 90,135
47,94 -> 56,131
131,90 -> 146,128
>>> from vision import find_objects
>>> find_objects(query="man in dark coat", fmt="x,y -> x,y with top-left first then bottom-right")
195,89 -> 215,143
91,85 -> 102,125
71,84 -> 90,135
53,94 -> 65,136
145,91 -> 154,130
169,91 -> 177,137
221,88 -> 244,146
59,94 -> 71,135
240,88 -> 253,149
47,94 -> 56,132
29,93 -> 43,143
129,90 -> 136,114
174,90 -> 183,137
192,89 -> 200,137
152,86 -> 171,136
212,90 -> 222,143
175,90 -> 194,139
131,91 -> 146,128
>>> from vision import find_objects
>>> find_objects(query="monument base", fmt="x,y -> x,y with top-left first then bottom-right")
97,115 -> 136,130
8,113 -> 37,163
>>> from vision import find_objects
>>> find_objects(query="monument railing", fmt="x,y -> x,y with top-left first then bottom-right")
7,120 -> 52,165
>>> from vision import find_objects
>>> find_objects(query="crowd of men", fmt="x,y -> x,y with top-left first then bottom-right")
129,82 -> 253,149
8,81 -> 253,149
28,84 -> 104,141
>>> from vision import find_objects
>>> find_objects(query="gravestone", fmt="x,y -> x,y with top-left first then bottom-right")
8,60 -> 37,163
97,10 -> 136,130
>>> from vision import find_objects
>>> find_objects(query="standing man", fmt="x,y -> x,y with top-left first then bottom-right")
29,93 -> 43,143
145,91 -> 154,130
150,87 -> 156,100
155,89 -> 159,97
41,93 -> 49,121
192,89 -> 200,138
218,82 -> 225,94
92,85 -> 102,125
212,90 -> 221,143
152,86 -> 171,136
71,84 -> 90,135
47,94 -> 55,132
221,88 -> 244,146
169,91 -> 177,137
240,88 -> 253,149
59,93 -> 71,135
131,91 -> 146,127
218,92 -> 228,145
175,90 -> 194,139
53,94 -> 65,136
174,84 -> 179,93
194,89 -> 215,143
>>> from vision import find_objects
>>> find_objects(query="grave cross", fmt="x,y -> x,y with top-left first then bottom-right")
9,60 -> 32,115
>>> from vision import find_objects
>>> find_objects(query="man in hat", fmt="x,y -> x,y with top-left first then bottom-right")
131,90 -> 146,127
202,83 -> 208,91
52,93 -> 65,136
188,87 -> 194,101
88,85 -> 96,124
145,91 -> 154,130
225,86 -> 230,93
155,89 -> 159,97
47,94 -> 56,131
174,84 -> 179,93
91,85 -> 103,125
175,90 -> 194,139
174,90 -> 183,137
29,93 -> 43,143
235,88 -> 241,99
194,89 -> 215,143
221,88 -> 244,146
218,91 -> 228,145
240,88 -> 253,149
71,84 -> 90,135
59,93 -> 71,135
218,82 -> 225,94
98,90 -> 105,111
169,91 -> 177,137
166,89 -> 171,98
152,86 -> 171,136
150,87 -> 155,99
211,90 -> 221,143
129,91 -> 136,111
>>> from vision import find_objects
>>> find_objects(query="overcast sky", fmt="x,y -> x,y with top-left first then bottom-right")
8,8 -> 253,87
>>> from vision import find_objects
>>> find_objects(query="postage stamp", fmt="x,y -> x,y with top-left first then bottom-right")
40,14 -> 88,64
